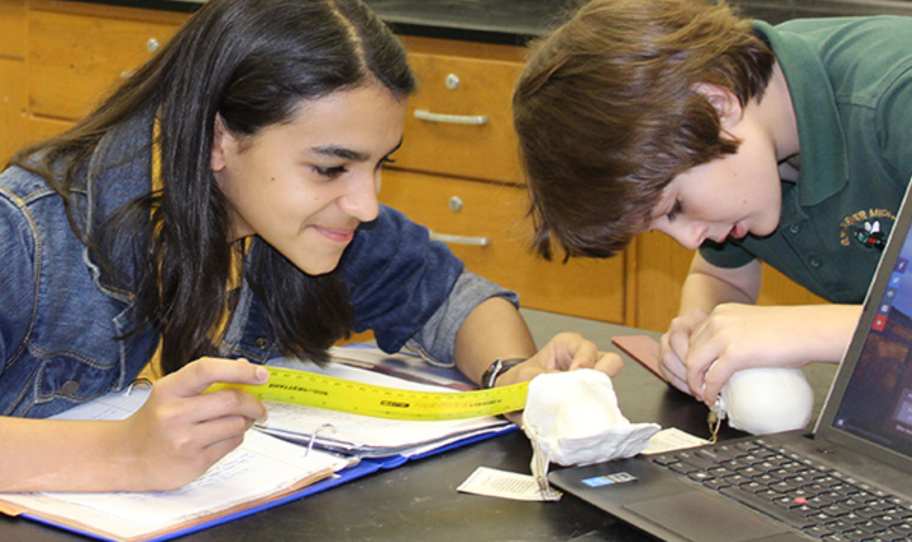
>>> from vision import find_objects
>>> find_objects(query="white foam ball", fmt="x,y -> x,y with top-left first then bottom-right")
718,368 -> 813,435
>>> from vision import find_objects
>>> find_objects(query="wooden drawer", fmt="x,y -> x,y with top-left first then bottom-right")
28,9 -> 180,120
380,169 -> 626,322
0,0 -> 26,59
396,52 -> 524,184
25,113 -> 72,143
1,114 -> 72,165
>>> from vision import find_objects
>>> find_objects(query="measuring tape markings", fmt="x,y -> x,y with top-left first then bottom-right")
208,365 -> 529,421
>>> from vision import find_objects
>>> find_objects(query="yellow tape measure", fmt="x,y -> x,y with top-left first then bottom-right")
209,366 -> 528,421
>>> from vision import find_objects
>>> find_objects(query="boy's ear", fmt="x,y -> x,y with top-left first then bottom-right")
210,114 -> 232,173
692,82 -> 743,130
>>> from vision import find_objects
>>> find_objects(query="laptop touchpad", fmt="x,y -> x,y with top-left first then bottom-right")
623,491 -> 790,542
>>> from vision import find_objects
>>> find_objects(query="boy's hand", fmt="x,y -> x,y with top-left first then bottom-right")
684,303 -> 810,406
659,309 -> 708,395
120,357 -> 268,491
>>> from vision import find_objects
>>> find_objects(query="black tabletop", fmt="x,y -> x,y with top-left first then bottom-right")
0,313 -> 839,542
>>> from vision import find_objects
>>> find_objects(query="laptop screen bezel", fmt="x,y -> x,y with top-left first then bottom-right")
813,184 -> 912,472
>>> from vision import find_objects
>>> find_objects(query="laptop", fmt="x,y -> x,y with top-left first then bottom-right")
550,190 -> 912,541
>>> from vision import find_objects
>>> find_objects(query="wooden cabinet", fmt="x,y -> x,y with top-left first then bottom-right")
395,50 -> 524,183
24,113 -> 71,143
0,1 -> 185,161
0,0 -> 26,166
381,169 -> 626,323
0,0 -> 26,59
0,58 -> 26,166
386,36 -> 627,323
631,231 -> 826,332
28,3 -> 183,120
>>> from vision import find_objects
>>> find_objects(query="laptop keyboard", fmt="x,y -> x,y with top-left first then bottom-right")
650,438 -> 912,542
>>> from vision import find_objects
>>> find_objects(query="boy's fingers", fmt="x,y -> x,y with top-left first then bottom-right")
668,331 -> 690,364
662,354 -> 686,382
667,373 -> 691,395
703,360 -> 737,407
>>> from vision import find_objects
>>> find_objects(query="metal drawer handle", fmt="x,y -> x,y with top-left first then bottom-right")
414,109 -> 488,126
429,230 -> 490,247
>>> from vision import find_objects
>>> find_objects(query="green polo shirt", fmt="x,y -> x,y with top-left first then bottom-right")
699,16 -> 912,303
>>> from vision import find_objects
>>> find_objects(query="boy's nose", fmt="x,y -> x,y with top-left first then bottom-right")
666,221 -> 707,250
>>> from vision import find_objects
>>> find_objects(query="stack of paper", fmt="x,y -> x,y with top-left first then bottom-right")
0,347 -> 515,541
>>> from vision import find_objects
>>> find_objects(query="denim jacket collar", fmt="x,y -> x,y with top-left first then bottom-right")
79,106 -> 158,303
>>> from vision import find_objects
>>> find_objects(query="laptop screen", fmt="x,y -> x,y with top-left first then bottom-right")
819,186 -> 912,466
833,227 -> 912,456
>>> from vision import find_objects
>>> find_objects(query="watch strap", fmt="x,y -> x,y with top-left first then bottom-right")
481,357 -> 526,389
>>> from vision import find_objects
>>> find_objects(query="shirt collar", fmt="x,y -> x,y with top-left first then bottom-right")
753,20 -> 849,206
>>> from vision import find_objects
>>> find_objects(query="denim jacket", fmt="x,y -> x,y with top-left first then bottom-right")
0,110 -> 516,418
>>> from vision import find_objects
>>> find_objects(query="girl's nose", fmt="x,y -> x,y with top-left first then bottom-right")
340,170 -> 381,222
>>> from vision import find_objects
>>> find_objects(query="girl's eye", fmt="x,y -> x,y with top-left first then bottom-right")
313,165 -> 348,178
667,199 -> 683,222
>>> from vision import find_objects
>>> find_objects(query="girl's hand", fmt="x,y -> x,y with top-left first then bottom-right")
659,309 -> 708,395
120,357 -> 268,491
495,332 -> 623,425
496,331 -> 623,387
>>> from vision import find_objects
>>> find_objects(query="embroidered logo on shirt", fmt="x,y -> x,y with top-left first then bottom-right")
854,220 -> 886,249
840,209 -> 895,250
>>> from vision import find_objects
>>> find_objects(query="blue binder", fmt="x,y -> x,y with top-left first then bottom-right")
17,346 -> 519,541
23,426 -> 517,542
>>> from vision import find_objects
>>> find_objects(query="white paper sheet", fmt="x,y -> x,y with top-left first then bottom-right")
0,388 -> 351,541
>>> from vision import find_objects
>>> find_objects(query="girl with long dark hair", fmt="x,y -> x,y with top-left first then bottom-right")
0,0 -> 621,492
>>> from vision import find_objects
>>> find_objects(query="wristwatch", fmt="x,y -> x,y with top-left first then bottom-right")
481,357 -> 526,389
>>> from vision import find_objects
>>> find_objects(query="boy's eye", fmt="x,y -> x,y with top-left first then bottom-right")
314,165 -> 348,178
667,199 -> 683,222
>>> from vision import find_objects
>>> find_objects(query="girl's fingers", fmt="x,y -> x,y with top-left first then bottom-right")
593,352 -> 624,376
163,358 -> 268,398
181,389 -> 267,424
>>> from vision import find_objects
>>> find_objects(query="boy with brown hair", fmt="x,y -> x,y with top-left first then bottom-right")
513,0 -> 912,406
